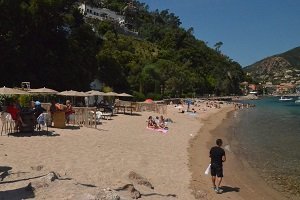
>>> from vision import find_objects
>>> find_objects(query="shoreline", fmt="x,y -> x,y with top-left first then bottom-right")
188,106 -> 287,200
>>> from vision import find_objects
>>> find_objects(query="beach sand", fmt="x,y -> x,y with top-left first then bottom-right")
0,103 -> 288,199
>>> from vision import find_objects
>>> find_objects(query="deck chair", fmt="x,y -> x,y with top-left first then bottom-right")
1,112 -> 16,136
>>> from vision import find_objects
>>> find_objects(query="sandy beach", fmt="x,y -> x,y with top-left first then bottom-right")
0,102 -> 288,199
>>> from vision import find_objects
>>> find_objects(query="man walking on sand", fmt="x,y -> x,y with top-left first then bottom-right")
210,139 -> 226,194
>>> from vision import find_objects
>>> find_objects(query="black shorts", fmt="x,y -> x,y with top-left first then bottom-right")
210,163 -> 223,177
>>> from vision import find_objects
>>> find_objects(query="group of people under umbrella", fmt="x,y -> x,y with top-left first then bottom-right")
0,86 -> 133,133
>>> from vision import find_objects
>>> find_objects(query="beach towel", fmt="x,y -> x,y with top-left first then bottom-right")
146,127 -> 168,134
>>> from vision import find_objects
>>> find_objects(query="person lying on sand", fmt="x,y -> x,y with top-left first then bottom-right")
147,116 -> 158,129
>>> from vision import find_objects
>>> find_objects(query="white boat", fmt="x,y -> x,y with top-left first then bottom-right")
279,96 -> 293,101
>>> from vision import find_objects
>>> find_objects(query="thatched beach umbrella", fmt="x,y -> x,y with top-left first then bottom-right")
0,86 -> 29,95
118,92 -> 133,97
57,90 -> 91,105
28,87 -> 58,94
86,90 -> 106,96
28,87 -> 58,102
104,92 -> 119,96
57,90 -> 88,97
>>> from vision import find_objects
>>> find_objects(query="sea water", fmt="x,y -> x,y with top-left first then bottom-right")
233,97 -> 300,198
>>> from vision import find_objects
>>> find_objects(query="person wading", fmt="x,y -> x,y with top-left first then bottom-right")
209,138 -> 226,194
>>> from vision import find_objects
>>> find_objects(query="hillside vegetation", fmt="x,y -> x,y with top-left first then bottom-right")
0,0 -> 245,99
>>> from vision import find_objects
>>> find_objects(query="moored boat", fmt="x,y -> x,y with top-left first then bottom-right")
279,96 -> 293,101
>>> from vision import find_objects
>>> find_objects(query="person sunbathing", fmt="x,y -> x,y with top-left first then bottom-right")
159,115 -> 166,128
147,116 -> 158,129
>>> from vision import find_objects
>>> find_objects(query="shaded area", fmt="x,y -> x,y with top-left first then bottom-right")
8,131 -> 60,137
75,182 -> 97,188
0,185 -> 35,200
63,125 -> 81,130
0,174 -> 48,185
0,166 -> 12,181
142,193 -> 176,198
220,186 -> 240,193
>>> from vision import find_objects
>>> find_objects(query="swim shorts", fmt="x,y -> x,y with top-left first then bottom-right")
210,163 -> 223,177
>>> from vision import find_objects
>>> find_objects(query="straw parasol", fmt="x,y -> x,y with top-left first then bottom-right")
28,87 -> 58,94
118,92 -> 133,97
104,92 -> 119,96
87,90 -> 106,96
0,86 -> 29,95
57,90 -> 91,106
57,90 -> 90,97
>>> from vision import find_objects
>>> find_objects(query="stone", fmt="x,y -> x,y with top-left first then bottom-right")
96,189 -> 121,200
192,189 -> 207,199
128,171 -> 154,189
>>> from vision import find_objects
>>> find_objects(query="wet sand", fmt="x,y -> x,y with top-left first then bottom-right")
188,107 -> 288,200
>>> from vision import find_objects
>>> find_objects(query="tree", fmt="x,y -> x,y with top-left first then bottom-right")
214,41 -> 223,53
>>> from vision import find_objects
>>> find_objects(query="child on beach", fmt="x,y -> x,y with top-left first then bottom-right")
209,139 -> 226,194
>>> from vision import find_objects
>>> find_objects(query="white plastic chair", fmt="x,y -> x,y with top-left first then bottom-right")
68,113 -> 76,125
96,111 -> 102,124
1,112 -> 16,136
36,113 -> 50,131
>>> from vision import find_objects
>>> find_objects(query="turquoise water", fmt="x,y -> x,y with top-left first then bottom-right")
233,97 -> 300,198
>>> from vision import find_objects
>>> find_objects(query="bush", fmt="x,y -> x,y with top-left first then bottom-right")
146,93 -> 162,100
18,95 -> 32,108
132,91 -> 145,101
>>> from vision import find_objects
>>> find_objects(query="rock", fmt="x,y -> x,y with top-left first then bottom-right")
70,193 -> 98,200
96,189 -> 121,200
192,189 -> 207,199
26,172 -> 59,191
44,171 -> 59,182
115,184 -> 141,199
31,165 -> 44,171
128,171 -> 154,189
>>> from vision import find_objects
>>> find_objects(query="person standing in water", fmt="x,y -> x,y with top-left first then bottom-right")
209,138 -> 226,194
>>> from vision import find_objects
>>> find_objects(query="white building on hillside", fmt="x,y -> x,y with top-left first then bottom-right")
78,3 -> 125,25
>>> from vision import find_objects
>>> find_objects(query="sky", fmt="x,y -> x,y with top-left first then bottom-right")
139,0 -> 300,67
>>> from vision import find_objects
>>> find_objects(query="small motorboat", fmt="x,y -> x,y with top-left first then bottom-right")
279,96 -> 293,101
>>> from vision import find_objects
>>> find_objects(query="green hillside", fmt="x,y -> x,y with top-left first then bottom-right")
0,0 -> 245,98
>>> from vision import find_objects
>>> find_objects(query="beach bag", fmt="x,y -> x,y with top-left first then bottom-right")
204,164 -> 211,175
